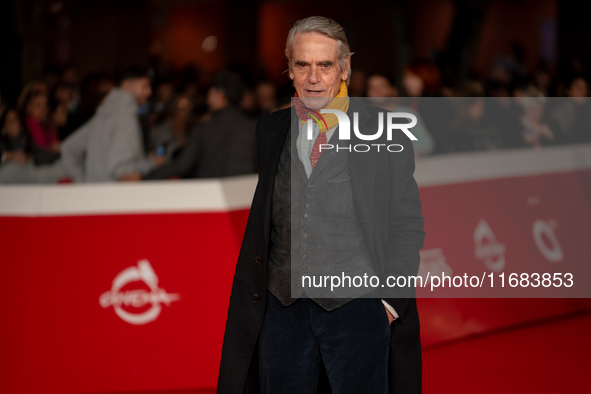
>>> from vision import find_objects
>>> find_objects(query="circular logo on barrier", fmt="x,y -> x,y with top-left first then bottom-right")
532,219 -> 564,263
474,219 -> 507,272
99,260 -> 181,325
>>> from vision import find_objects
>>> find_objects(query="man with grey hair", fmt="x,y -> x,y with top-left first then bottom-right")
217,16 -> 425,394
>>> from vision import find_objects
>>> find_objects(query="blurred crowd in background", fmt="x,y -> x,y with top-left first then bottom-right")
0,52 -> 589,184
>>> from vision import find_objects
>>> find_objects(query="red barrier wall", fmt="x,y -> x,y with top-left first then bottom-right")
1,144 -> 590,393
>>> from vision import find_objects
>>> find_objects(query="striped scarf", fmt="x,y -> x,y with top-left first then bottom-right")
294,81 -> 349,177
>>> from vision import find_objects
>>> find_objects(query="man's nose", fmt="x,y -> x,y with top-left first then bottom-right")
308,66 -> 319,84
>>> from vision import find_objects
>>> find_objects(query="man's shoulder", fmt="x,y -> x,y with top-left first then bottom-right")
349,97 -> 386,118
258,107 -> 291,130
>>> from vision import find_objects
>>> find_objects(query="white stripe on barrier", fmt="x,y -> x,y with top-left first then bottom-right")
414,143 -> 591,187
0,175 -> 258,216
1,143 -> 590,216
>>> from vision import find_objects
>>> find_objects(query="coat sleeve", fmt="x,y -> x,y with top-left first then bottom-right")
107,113 -> 154,180
382,129 -> 426,321
61,121 -> 91,182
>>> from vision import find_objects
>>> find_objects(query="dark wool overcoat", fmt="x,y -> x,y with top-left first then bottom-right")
217,97 -> 426,394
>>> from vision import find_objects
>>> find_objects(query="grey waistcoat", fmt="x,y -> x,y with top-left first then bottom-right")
267,117 -> 377,311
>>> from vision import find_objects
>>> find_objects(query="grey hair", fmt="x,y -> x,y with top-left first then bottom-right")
285,16 -> 354,81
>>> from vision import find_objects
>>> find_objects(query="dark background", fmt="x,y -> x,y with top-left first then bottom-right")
1,0 -> 589,102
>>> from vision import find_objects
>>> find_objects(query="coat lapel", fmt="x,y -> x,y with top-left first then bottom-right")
260,109 -> 291,249
348,98 -> 376,224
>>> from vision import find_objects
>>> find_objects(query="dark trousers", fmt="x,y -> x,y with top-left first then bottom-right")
258,290 -> 391,394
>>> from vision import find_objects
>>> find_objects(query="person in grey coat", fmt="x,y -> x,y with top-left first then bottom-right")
61,67 -> 161,182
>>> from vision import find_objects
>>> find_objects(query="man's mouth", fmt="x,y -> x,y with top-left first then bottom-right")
305,90 -> 324,96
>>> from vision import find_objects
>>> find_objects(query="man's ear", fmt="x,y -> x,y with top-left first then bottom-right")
288,64 -> 294,81
341,56 -> 351,82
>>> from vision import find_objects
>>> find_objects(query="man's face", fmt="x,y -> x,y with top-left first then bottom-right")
123,77 -> 152,106
206,87 -> 227,112
289,32 -> 349,109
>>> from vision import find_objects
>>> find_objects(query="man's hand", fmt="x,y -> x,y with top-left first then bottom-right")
119,172 -> 142,181
384,305 -> 395,325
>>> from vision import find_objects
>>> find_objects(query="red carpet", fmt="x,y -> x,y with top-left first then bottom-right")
423,311 -> 591,393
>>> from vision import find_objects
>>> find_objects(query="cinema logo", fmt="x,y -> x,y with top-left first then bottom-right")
99,259 -> 180,325
474,219 -> 507,272
306,109 -> 417,152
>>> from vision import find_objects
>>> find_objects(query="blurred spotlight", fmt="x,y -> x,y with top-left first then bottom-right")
49,1 -> 64,14
202,36 -> 218,53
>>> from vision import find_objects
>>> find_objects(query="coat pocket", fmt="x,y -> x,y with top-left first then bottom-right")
326,174 -> 351,183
